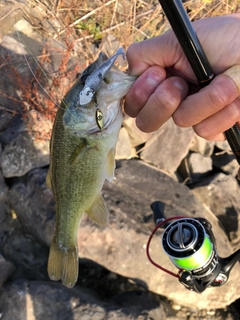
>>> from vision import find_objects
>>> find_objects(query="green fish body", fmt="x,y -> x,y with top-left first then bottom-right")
47,50 -> 135,288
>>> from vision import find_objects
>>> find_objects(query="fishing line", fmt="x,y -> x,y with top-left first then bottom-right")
115,182 -> 153,235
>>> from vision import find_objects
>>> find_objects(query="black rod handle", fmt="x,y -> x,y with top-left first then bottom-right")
158,0 -> 214,85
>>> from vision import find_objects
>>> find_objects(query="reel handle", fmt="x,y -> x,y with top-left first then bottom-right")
150,201 -> 166,224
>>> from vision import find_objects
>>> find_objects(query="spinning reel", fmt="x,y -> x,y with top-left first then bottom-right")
147,201 -> 240,293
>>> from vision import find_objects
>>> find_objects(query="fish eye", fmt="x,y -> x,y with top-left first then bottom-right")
95,108 -> 104,130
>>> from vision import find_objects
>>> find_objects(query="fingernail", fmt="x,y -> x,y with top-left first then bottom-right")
146,72 -> 163,87
171,78 -> 187,91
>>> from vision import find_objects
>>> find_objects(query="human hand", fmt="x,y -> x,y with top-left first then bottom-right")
124,14 -> 240,140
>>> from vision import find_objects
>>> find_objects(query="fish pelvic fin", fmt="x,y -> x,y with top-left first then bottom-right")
48,237 -> 79,288
86,194 -> 109,226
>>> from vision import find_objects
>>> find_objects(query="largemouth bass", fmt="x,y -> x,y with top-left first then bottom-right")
46,48 -> 135,288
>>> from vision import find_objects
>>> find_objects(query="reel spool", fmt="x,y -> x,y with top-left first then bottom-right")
162,218 -> 218,275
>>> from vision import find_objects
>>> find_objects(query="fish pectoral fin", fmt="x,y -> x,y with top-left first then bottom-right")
46,170 -> 52,190
106,149 -> 115,182
86,194 -> 109,226
69,138 -> 91,166
48,237 -> 79,288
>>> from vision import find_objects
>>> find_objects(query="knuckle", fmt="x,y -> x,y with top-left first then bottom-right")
172,107 -> 189,127
208,79 -> 235,111
126,43 -> 136,59
131,86 -> 149,105
228,98 -> 240,122
154,87 -> 180,113
193,125 -> 211,140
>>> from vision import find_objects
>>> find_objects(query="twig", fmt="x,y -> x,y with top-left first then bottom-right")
76,9 -> 155,42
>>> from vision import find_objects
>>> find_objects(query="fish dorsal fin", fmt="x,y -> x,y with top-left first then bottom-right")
69,138 -> 91,166
86,194 -> 109,226
106,149 -> 115,182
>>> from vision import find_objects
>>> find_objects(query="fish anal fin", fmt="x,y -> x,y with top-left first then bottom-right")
48,237 -> 79,288
69,138 -> 91,166
106,149 -> 115,182
86,194 -> 109,226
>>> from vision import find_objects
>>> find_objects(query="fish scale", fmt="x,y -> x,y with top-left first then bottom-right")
46,49 -> 136,288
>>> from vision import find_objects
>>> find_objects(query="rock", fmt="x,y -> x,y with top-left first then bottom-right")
190,135 -> 214,157
141,118 -> 195,174
77,159 -> 240,309
191,173 -> 240,245
122,115 -> 153,148
187,152 -> 213,180
0,109 -> 14,133
13,19 -> 41,40
0,255 -> 15,288
212,151 -> 239,177
0,169 -> 9,222
115,127 -> 133,160
0,4 -> 23,36
1,131 -> 50,177
215,140 -> 231,151
0,113 -> 24,146
0,279 -> 166,320
8,168 -> 55,246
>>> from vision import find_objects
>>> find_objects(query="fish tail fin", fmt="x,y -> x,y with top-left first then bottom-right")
48,237 -> 79,288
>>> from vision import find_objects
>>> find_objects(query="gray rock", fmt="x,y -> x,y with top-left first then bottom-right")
0,4 -> 23,36
7,159 -> 240,309
187,152 -> 213,179
0,110 -> 14,133
13,19 -> 41,40
0,169 -> 9,223
215,140 -> 231,151
0,280 -> 166,320
77,159 -> 240,309
212,151 -> 239,177
0,255 -> 15,289
122,115 -> 153,147
141,118 -> 195,174
8,168 -> 55,246
191,173 -> 240,245
1,131 -> 50,178
0,113 -> 24,146
190,135 -> 214,157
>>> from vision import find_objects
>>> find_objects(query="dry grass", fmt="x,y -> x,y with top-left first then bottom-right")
23,0 -> 240,60
1,0 -> 239,136
2,0 -> 240,62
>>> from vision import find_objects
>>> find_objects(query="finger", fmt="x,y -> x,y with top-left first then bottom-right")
173,72 -> 240,128
135,77 -> 188,133
193,96 -> 240,140
124,66 -> 166,118
126,33 -> 192,77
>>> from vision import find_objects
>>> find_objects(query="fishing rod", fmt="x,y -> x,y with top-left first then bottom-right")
157,0 -> 240,168
147,201 -> 240,293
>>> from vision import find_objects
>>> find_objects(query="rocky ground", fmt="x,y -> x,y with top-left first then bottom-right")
0,1 -> 240,319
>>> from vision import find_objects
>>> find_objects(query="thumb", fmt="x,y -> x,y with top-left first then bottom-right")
126,31 -> 181,76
